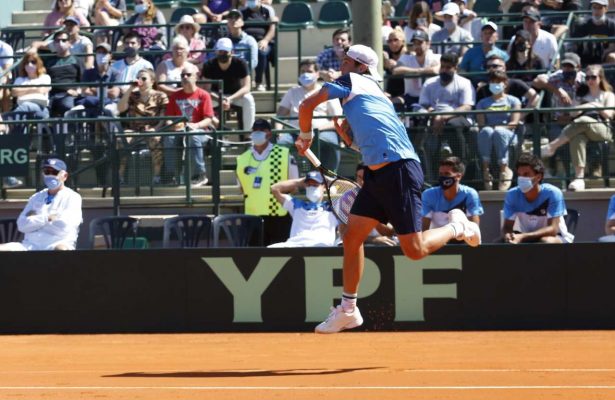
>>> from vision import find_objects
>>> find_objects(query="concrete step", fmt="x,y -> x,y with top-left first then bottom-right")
12,10 -> 48,26
24,0 -> 53,11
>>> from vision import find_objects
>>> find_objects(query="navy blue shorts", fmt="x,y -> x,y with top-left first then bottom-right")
350,159 -> 423,235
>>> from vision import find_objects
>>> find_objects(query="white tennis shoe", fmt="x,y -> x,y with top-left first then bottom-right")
315,305 -> 363,334
448,209 -> 481,247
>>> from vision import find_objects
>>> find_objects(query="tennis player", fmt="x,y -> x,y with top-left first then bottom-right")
296,44 -> 481,333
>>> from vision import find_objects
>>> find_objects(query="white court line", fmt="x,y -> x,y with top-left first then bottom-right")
0,386 -> 615,391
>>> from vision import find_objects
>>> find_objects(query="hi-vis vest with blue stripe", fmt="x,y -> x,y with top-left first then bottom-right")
236,145 -> 289,217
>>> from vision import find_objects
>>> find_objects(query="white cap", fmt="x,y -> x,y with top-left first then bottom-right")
214,37 -> 233,53
440,2 -> 460,16
346,44 -> 382,81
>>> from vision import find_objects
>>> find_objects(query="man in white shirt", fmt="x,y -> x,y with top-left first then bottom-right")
269,171 -> 338,248
0,158 -> 82,251
510,8 -> 559,69
276,59 -> 343,172
109,32 -> 154,96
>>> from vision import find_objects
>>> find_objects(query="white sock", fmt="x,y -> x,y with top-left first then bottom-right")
341,292 -> 357,312
449,222 -> 464,239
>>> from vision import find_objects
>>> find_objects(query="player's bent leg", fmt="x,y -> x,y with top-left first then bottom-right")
397,227 -> 456,260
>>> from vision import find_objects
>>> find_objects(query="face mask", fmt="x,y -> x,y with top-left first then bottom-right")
439,71 -> 454,85
135,3 -> 148,14
216,53 -> 230,63
517,176 -> 534,193
444,20 -> 456,30
592,14 -> 606,24
43,174 -> 62,190
438,175 -> 456,190
95,53 -> 110,65
305,186 -> 322,203
25,63 -> 37,74
515,42 -> 528,52
562,70 -> 576,82
250,130 -> 267,146
298,72 -> 317,87
247,0 -> 258,9
124,46 -> 137,58
489,82 -> 504,95
416,17 -> 427,26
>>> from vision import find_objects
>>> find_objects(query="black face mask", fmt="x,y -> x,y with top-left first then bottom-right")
515,42 -> 528,52
217,54 -> 230,63
439,71 -> 454,85
124,47 -> 138,58
439,175 -> 456,190
562,70 -> 576,82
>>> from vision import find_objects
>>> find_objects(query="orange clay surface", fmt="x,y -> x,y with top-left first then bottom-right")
0,331 -> 614,400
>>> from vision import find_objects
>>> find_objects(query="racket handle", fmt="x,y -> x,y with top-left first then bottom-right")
304,149 -> 322,168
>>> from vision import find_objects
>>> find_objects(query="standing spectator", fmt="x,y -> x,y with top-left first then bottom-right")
511,8 -> 559,69
156,36 -> 191,95
404,1 -> 440,43
598,194 -> 615,242
383,29 -> 408,100
505,29 -> 544,84
201,37 -> 255,131
540,65 -> 614,191
501,153 -> 573,244
109,32 -> 154,96
0,158 -> 82,251
164,63 -> 215,186
117,68 -> 169,184
476,71 -> 521,191
80,43 -> 118,115
236,119 -> 298,246
0,37 -> 14,112
43,0 -> 90,35
172,15 -> 206,66
44,31 -> 82,117
241,0 -> 275,91
459,21 -> 509,85
11,53 -> 51,120
125,0 -> 167,53
317,28 -> 352,82
276,59 -> 342,172
421,157 -> 483,232
430,2 -> 473,58
572,0 -> 615,67
225,9 -> 258,71
269,171 -> 338,248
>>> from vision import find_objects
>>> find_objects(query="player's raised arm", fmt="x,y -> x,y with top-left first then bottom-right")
295,87 -> 330,155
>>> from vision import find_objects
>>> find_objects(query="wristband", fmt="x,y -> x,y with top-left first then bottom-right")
299,131 -> 314,140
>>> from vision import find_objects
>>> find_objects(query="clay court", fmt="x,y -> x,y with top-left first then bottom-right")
0,330 -> 614,400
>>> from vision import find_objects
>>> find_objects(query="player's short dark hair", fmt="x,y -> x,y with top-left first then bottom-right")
440,156 -> 465,175
440,52 -> 459,67
299,58 -> 319,72
516,152 -> 545,176
332,28 -> 351,42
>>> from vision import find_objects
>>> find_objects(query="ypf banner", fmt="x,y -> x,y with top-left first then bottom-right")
0,134 -> 29,176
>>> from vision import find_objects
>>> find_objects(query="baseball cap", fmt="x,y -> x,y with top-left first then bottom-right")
63,15 -> 80,25
346,44 -> 382,81
214,37 -> 233,53
304,171 -> 324,185
440,2 -> 460,16
95,42 -> 111,53
227,8 -> 243,19
522,9 -> 541,22
481,21 -> 497,32
43,158 -> 67,172
411,30 -> 429,42
561,52 -> 581,68
591,0 -> 608,5
252,118 -> 271,131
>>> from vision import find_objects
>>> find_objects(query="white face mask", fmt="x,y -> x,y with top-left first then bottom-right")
517,176 -> 535,193
25,63 -> 37,74
305,186 -> 322,203
135,3 -> 148,14
95,53 -> 110,65
416,17 -> 427,26
592,14 -> 607,24
444,19 -> 456,30
250,130 -> 268,146
298,72 -> 317,87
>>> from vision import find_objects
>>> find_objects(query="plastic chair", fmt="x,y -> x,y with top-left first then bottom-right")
212,214 -> 264,247
0,218 -> 21,244
170,7 -> 198,23
317,1 -> 352,28
565,208 -> 580,236
89,216 -> 139,249
280,2 -> 314,30
162,215 -> 212,248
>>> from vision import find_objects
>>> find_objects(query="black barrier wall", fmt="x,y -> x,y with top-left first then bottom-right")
1,244 -> 614,334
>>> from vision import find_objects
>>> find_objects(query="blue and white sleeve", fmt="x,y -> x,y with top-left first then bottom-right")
547,188 -> 566,218
323,74 -> 352,100
467,189 -> 484,216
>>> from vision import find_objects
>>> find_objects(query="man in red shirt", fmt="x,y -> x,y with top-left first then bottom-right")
165,63 -> 214,186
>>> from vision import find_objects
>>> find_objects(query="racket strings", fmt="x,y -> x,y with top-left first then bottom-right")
328,179 -> 360,225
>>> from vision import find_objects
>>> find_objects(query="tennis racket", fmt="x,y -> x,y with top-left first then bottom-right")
304,149 -> 361,225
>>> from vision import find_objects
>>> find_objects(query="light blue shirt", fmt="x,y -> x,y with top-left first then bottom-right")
422,184 -> 484,228
324,73 -> 420,166
607,195 -> 615,221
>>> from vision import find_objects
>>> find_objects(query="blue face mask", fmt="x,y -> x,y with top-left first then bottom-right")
489,82 -> 504,95
135,3 -> 148,14
298,72 -> 317,87
43,174 -> 62,190
247,0 -> 258,9
250,130 -> 267,146
517,176 -> 534,193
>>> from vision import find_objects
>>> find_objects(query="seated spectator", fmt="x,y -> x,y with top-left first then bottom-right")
32,16 -> 94,70
53,0 -> 94,18
0,158 -> 82,251
125,0 -> 167,53
509,8 -> 559,69
117,68 -> 168,184
94,0 -> 127,33
109,32 -> 154,97
598,194 -> 615,242
459,21 -> 509,86
477,53 -> 539,107
419,52 -> 475,161
572,0 -> 615,67
156,36 -> 191,95
80,42 -> 118,115
476,71 -> 521,191
505,29 -> 545,84
43,0 -> 90,35
202,37 -> 255,131
172,15 -> 206,66
451,0 -> 478,38
11,53 -> 50,120
241,0 -> 275,91
403,1 -> 440,44
383,29 -> 408,100
44,31 -> 82,117
164,63 -> 214,186
431,2 -> 473,58
269,171 -> 338,248
225,9 -> 258,71
317,28 -> 352,83
540,65 -> 614,191
539,0 -> 579,39
0,38 -> 14,112
275,59 -> 343,172
421,156 -> 483,234
195,0 -> 238,23
501,153 -> 573,243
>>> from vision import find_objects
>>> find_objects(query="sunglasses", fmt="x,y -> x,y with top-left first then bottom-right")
586,75 -> 598,80
486,64 -> 503,69
42,168 -> 59,176
180,72 -> 193,77
138,76 -> 148,81
387,38 -> 400,42
55,38 -> 69,43
27,60 -> 37,65
179,25 -> 193,29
